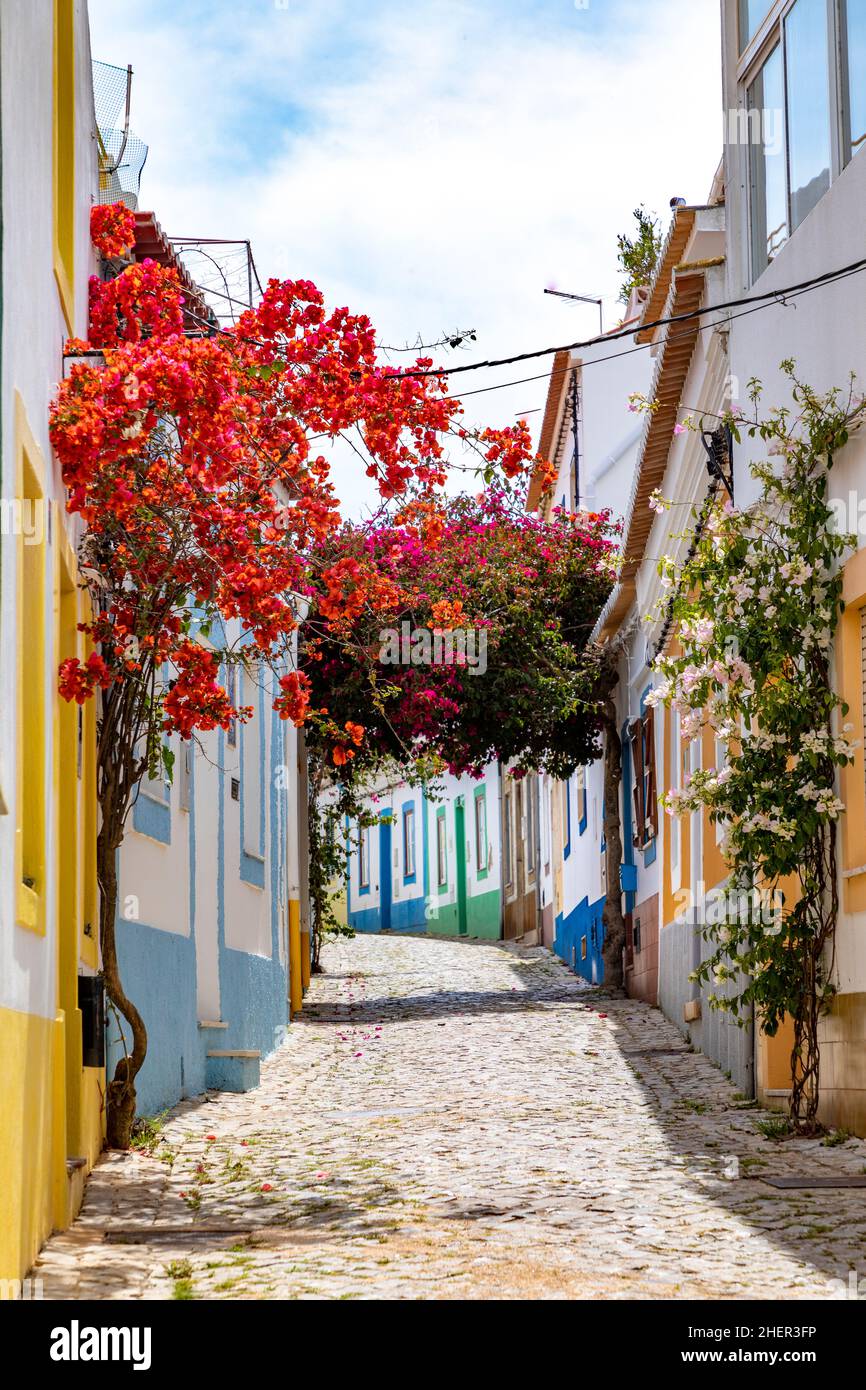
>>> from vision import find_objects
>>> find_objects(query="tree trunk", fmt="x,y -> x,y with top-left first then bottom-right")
788,811 -> 837,1133
600,691 -> 627,992
97,808 -> 147,1150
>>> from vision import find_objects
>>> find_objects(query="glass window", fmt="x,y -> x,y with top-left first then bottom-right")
842,0 -> 866,163
226,664 -> 237,747
403,806 -> 415,879
436,812 -> 448,887
576,766 -> 587,829
359,824 -> 370,889
785,0 -> 832,233
525,777 -> 536,883
749,44 -> 788,275
474,793 -> 488,871
739,0 -> 772,51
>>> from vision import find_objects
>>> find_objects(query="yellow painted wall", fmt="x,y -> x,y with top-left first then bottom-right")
0,1007 -> 60,1284
838,547 -> 866,911
289,899 -> 302,1017
2,405 -> 105,1286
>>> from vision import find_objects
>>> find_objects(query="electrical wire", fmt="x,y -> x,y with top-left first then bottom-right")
387,252 -> 866,380
450,257 -> 866,401
181,254 -> 866,406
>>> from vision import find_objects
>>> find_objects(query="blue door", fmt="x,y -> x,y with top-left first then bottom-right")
379,819 -> 392,931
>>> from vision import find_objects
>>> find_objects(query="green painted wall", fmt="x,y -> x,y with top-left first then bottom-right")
427,886 -> 501,940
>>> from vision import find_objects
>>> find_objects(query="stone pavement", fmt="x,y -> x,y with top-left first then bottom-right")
33,933 -> 866,1299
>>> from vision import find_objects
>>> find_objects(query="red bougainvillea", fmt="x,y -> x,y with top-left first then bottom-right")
50,203 -> 549,1146
53,216 -> 546,745
301,488 -> 620,778
90,202 -> 136,260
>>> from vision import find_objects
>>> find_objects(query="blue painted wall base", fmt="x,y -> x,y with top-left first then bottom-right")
109,918 -> 204,1118
205,1052 -> 261,1092
554,894 -> 605,984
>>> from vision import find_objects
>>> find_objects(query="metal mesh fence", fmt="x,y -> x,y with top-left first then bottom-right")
171,241 -> 263,325
92,59 -> 148,207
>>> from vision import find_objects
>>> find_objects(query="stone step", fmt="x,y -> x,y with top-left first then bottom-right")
205,1048 -> 261,1094
206,1049 -> 260,1058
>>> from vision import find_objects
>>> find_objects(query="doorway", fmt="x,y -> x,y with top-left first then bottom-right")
455,798 -> 468,935
379,818 -> 392,931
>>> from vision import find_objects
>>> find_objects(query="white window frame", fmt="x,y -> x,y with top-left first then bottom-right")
474,792 -> 488,872
436,812 -> 448,887
670,708 -> 682,894
403,805 -> 416,879
241,665 -> 263,859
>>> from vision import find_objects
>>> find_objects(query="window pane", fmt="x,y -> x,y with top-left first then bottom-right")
739,0 -> 772,51
437,816 -> 447,885
359,825 -> 369,887
785,0 -> 831,232
843,0 -> 866,162
475,796 -> 487,867
749,44 -> 787,276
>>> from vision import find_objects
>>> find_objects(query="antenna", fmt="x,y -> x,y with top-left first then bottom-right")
543,288 -> 604,334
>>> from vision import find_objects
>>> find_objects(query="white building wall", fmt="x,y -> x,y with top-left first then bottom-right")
0,0 -> 98,1023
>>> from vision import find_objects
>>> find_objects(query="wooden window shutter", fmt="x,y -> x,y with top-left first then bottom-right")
631,717 -> 645,848
644,706 -> 658,837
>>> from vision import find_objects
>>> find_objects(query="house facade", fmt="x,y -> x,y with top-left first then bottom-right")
0,0 -> 104,1288
346,764 -> 503,940
721,0 -> 866,1127
113,643 -> 303,1115
526,302 -> 653,985
77,35 -> 310,1119
621,194 -> 757,1095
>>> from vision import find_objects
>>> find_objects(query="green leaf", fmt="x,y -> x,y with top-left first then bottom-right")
161,744 -> 176,784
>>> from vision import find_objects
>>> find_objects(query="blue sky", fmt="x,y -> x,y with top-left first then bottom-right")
88,0 -> 722,514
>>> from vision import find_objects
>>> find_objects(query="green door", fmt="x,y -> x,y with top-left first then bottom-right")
455,798 -> 468,935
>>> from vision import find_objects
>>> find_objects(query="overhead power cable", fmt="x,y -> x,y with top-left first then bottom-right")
450,257 -> 866,401
182,254 -> 866,404
386,253 -> 866,380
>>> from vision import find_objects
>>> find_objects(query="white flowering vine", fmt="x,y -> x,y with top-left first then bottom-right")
651,365 -> 865,1131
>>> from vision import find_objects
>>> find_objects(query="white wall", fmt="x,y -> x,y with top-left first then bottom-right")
0,0 -> 98,1021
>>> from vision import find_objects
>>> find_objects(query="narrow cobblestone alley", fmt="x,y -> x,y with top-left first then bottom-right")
34,935 -> 866,1300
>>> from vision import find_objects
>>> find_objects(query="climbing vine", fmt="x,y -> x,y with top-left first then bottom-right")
649,365 -> 864,1131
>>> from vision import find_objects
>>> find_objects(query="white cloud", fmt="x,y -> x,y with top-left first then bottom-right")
88,0 -> 722,516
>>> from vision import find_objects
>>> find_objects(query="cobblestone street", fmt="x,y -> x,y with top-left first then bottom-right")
34,934 -> 866,1300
